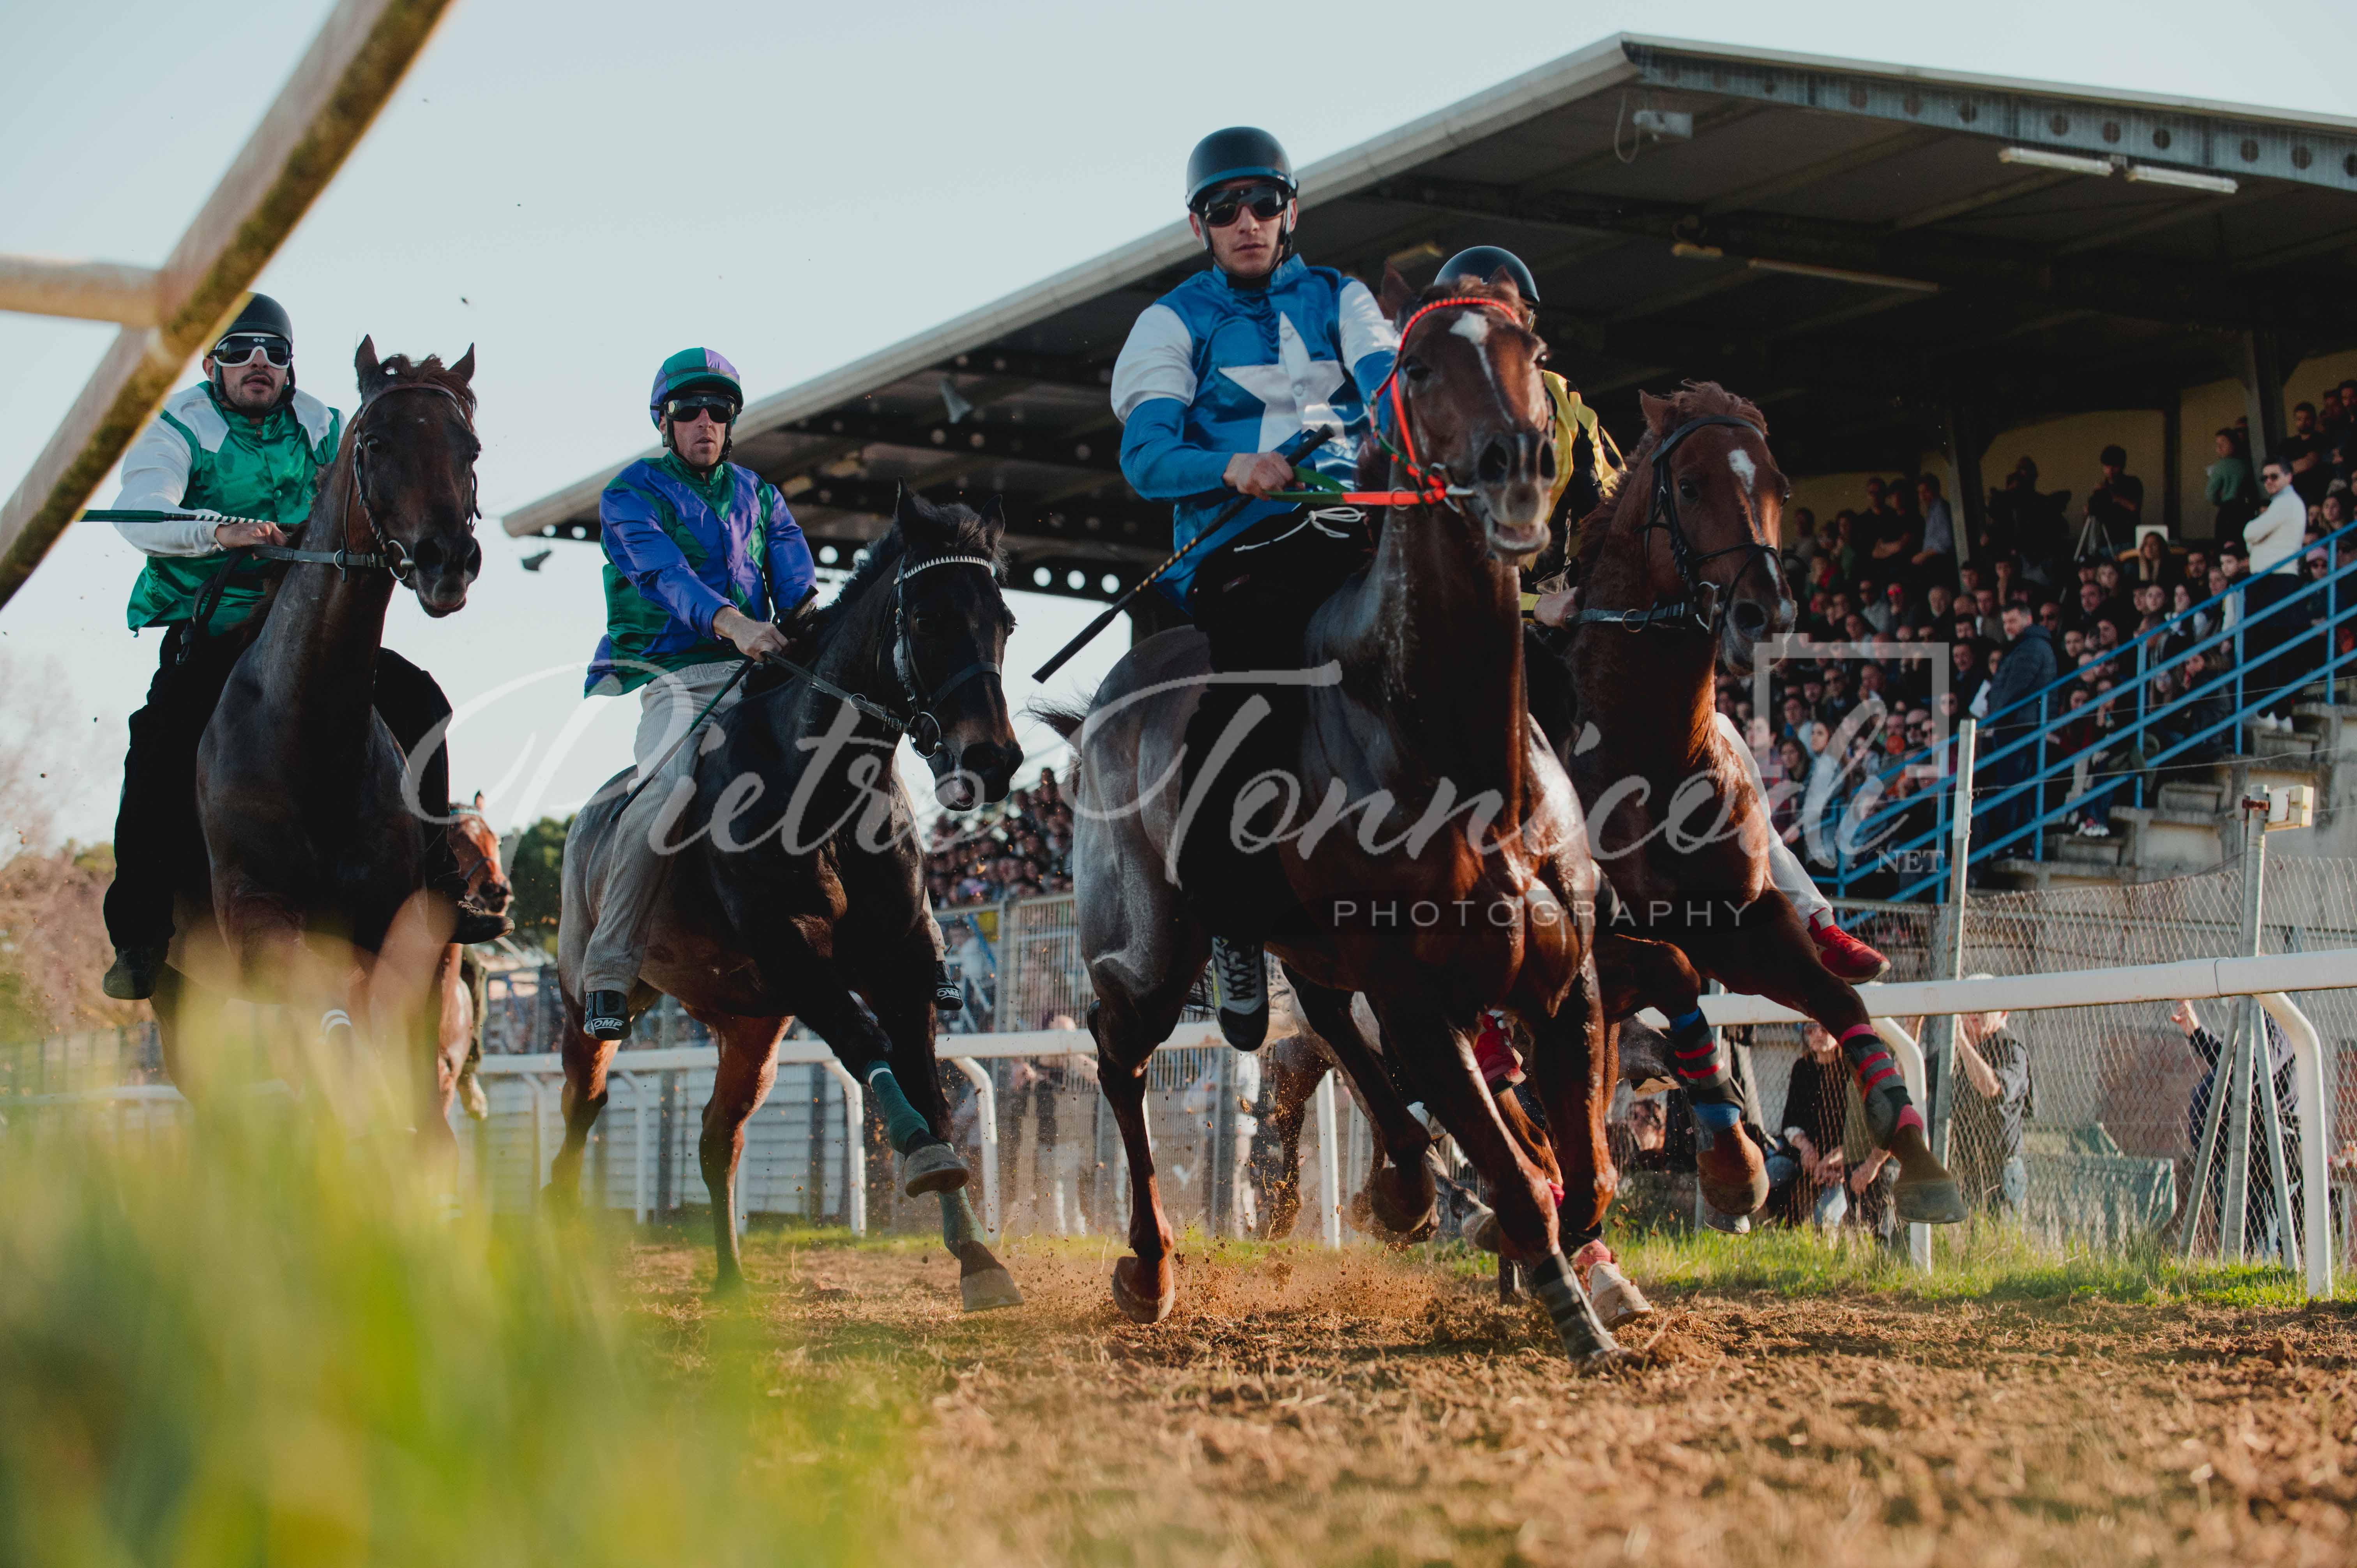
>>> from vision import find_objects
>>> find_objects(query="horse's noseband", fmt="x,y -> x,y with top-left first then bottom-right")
1574,413 -> 1781,637
890,551 -> 1002,758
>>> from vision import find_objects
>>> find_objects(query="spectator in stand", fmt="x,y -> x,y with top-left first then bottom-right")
1866,480 -> 1918,575
2243,455 -> 2311,726
1762,1023 -> 1854,1229
2069,578 -> 2107,637
2130,530 -> 2179,591
1951,984 -> 2032,1215
2284,403 -> 2331,506
1912,473 -> 1956,589
2207,427 -> 2258,540
1949,636 -> 1988,712
1825,510 -> 1860,582
1863,581 -> 1904,636
1785,506 -> 1821,572
1979,601 -> 2059,862
2084,444 -> 2144,558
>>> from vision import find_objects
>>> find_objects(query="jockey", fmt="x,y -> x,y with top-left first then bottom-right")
1448,243 -> 1891,985
100,293 -> 507,1002
1108,126 -> 1398,1052
576,349 -> 825,1041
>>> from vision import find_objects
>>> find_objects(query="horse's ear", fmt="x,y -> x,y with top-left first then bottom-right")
354,335 -> 380,390
1487,266 -> 1524,311
894,482 -> 946,545
450,344 -> 476,385
975,493 -> 1006,544
1379,264 -> 1414,323
1638,390 -> 1675,437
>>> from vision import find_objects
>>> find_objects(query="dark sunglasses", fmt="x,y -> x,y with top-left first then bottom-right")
1196,183 -> 1289,229
665,395 -> 737,425
212,334 -> 292,368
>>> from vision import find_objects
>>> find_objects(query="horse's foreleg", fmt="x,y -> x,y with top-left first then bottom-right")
1093,993 -> 1181,1325
549,1013 -> 616,1210
1598,931 -> 1763,1216
1523,961 -> 1615,1250
418,945 -> 467,1162
1249,1033 -> 1322,1240
1286,972 -> 1436,1238
1690,903 -> 1964,1224
1378,994 -> 1620,1363
697,1014 -> 786,1292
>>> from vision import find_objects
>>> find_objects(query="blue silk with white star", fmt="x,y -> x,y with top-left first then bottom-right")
1110,256 -> 1396,607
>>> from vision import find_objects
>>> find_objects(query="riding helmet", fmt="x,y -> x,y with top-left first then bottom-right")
1185,126 -> 1295,210
1433,246 -> 1541,307
214,291 -> 295,351
647,347 -> 744,428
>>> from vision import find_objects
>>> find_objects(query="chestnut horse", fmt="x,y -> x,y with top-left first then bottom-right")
160,342 -> 484,1129
549,492 -> 1027,1304
1051,275 -> 1627,1362
1550,383 -> 1963,1223
423,799 -> 510,1142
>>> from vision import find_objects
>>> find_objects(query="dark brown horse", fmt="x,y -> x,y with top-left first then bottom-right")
549,492 -> 1028,1304
161,341 -> 484,1127
1050,275 -> 1628,1361
1553,383 -> 1963,1223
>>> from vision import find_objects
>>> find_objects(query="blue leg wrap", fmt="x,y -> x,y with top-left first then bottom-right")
940,1187 -> 984,1252
1692,1101 -> 1741,1130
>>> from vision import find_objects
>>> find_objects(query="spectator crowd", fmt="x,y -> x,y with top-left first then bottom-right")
1738,387 -> 2356,892
926,767 -> 1076,908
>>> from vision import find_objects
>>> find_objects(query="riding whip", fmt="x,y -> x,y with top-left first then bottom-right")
1029,423 -> 1335,684
82,509 -> 397,572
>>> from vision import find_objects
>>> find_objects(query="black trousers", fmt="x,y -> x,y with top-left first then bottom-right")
1174,518 -> 1370,935
104,622 -> 454,950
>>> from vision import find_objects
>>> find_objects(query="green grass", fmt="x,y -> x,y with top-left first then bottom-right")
0,1109 -> 903,1567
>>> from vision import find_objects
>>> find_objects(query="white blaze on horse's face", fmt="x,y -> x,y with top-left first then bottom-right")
1726,447 -> 1759,497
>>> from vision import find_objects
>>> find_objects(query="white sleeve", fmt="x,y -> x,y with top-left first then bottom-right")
1109,304 -> 1196,424
110,421 -> 220,556
1336,277 -> 1398,371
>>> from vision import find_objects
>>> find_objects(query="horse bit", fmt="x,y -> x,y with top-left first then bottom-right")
1572,413 -> 1782,637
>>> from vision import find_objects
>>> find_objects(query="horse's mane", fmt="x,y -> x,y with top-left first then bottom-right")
1569,380 -> 1767,577
807,500 -> 1007,645
364,352 -> 479,416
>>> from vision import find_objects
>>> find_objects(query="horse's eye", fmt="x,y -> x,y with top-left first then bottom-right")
911,613 -> 940,637
1403,360 -> 1430,383
1678,477 -> 1700,501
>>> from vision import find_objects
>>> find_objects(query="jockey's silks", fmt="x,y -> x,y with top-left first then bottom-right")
1109,256 -> 1396,606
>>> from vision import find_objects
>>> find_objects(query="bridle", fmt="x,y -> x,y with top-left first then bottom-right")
342,381 -> 483,586
1359,294 -> 1534,513
889,551 -> 1004,757
1572,413 -> 1783,637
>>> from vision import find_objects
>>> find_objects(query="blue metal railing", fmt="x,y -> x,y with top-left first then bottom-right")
1816,519 -> 2356,902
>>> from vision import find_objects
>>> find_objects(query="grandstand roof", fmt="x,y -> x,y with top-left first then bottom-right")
505,33 -> 2357,603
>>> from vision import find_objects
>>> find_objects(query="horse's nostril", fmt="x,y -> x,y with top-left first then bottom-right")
1731,599 -> 1769,637
1477,438 -> 1511,485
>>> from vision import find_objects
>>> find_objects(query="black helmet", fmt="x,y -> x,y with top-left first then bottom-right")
1434,247 -> 1539,307
214,291 -> 293,351
1185,126 -> 1295,210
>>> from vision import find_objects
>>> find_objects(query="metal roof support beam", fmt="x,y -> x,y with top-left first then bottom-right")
777,410 -> 1124,477
0,0 -> 454,607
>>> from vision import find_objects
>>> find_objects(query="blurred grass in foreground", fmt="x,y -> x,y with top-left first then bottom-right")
0,1109 -> 898,1567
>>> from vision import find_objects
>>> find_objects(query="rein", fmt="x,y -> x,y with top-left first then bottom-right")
1571,413 -> 1780,637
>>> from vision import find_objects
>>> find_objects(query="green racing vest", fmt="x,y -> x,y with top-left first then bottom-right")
123,381 -> 343,632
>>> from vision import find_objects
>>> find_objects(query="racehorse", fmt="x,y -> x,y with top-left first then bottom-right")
548,490 -> 1028,1305
1048,274 -> 1630,1362
159,341 -> 484,1128
422,800 -> 510,1146
1549,383 -> 1964,1223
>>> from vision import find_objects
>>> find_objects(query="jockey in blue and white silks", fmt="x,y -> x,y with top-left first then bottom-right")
1105,126 -> 1401,1051
1111,253 -> 1397,607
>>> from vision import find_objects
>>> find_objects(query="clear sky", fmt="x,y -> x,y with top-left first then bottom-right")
2,0 -> 2350,846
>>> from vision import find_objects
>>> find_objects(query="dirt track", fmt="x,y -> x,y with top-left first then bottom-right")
625,1237 -> 2357,1568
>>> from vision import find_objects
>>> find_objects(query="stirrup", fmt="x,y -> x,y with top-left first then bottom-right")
583,989 -> 631,1042
1209,936 -> 1267,1052
933,959 -> 964,1012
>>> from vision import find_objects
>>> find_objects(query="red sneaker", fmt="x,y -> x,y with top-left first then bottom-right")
1809,913 -> 1889,982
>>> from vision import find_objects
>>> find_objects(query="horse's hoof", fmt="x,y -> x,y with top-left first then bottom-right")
1463,1203 -> 1503,1255
1896,1176 -> 1970,1225
1587,1262 -> 1654,1330
1365,1163 -> 1438,1239
961,1267 -> 1024,1313
899,1140 -> 970,1197
459,1074 -> 488,1121
1110,1255 -> 1175,1324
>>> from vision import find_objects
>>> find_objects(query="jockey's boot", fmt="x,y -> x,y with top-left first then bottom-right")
1664,1006 -> 1768,1216
424,827 -> 512,945
1838,1023 -> 1968,1224
102,943 -> 168,1002
583,991 -> 631,1042
1209,935 -> 1268,1051
933,959 -> 964,1012
1808,911 -> 1889,982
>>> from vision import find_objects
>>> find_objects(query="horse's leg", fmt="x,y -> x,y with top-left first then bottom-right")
1092,979 -> 1188,1324
1688,898 -> 1965,1224
693,1010 -> 788,1293
1285,971 -> 1437,1238
1248,1032 -> 1322,1240
854,950 -> 1020,1312
1375,993 -> 1621,1363
1595,930 -> 1765,1216
1521,959 -> 1615,1253
418,945 -> 466,1160
548,1009 -> 615,1210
